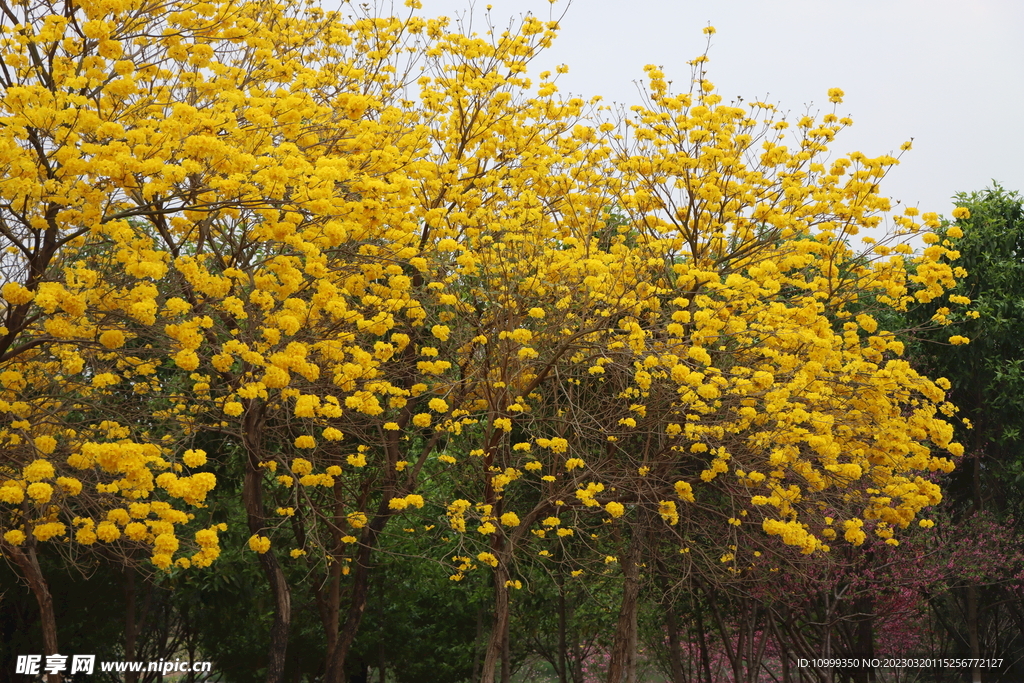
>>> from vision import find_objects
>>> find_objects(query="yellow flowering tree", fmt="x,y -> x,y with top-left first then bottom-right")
219,10 -> 616,681
0,0 -> 604,679
419,41 -> 968,682
0,0 -> 969,679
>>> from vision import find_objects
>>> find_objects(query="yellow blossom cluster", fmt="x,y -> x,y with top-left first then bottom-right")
0,0 -> 971,639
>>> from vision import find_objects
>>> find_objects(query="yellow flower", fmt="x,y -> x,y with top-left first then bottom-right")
57,477 -> 82,495
32,522 -> 66,542
23,459 -> 54,482
605,501 -> 625,518
658,500 -> 679,525
27,482 -> 53,504
34,436 -> 57,454
0,483 -> 25,504
248,535 -> 272,553
500,512 -> 520,527
183,449 -> 207,467
4,529 -> 27,545
674,481 -> 695,503
125,523 -> 148,541
1,282 -> 34,305
99,330 -> 126,349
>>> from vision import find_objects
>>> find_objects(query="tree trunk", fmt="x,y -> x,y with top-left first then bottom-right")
664,595 -> 686,683
472,603 -> 486,683
693,584 -> 713,683
242,405 -> 291,683
3,540 -> 61,683
557,586 -> 569,683
707,587 -> 743,683
501,602 -> 511,683
606,535 -> 643,683
245,468 -> 293,683
319,557 -> 344,683
769,612 -> 792,683
480,563 -> 510,683
322,479 -> 348,683
332,506 -> 394,679
852,594 -> 875,683
653,558 -> 684,683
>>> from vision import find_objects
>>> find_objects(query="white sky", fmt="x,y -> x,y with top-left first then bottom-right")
404,0 -> 1024,219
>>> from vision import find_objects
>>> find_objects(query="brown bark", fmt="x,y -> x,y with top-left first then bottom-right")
557,587 -> 569,683
707,587 -> 743,683
606,536 -> 643,683
501,601 -> 511,683
242,403 -> 291,683
318,556 -> 344,683
320,477 -> 347,683
654,557 -> 685,683
852,594 -> 875,683
480,563 -> 510,683
244,465 -> 292,683
693,582 -> 713,683
3,539 -> 61,683
332,507 -> 392,678
664,596 -> 686,683
472,603 -> 486,683
769,613 -> 792,683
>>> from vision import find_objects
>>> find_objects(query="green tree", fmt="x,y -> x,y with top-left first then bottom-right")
913,184 -> 1024,512
910,184 -> 1024,683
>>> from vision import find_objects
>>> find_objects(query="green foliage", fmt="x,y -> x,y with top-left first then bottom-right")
912,184 -> 1024,508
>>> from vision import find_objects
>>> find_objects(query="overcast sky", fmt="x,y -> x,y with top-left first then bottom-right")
406,0 -> 1024,220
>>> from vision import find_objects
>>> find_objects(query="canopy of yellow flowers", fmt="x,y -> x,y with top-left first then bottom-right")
0,0 -> 967,581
